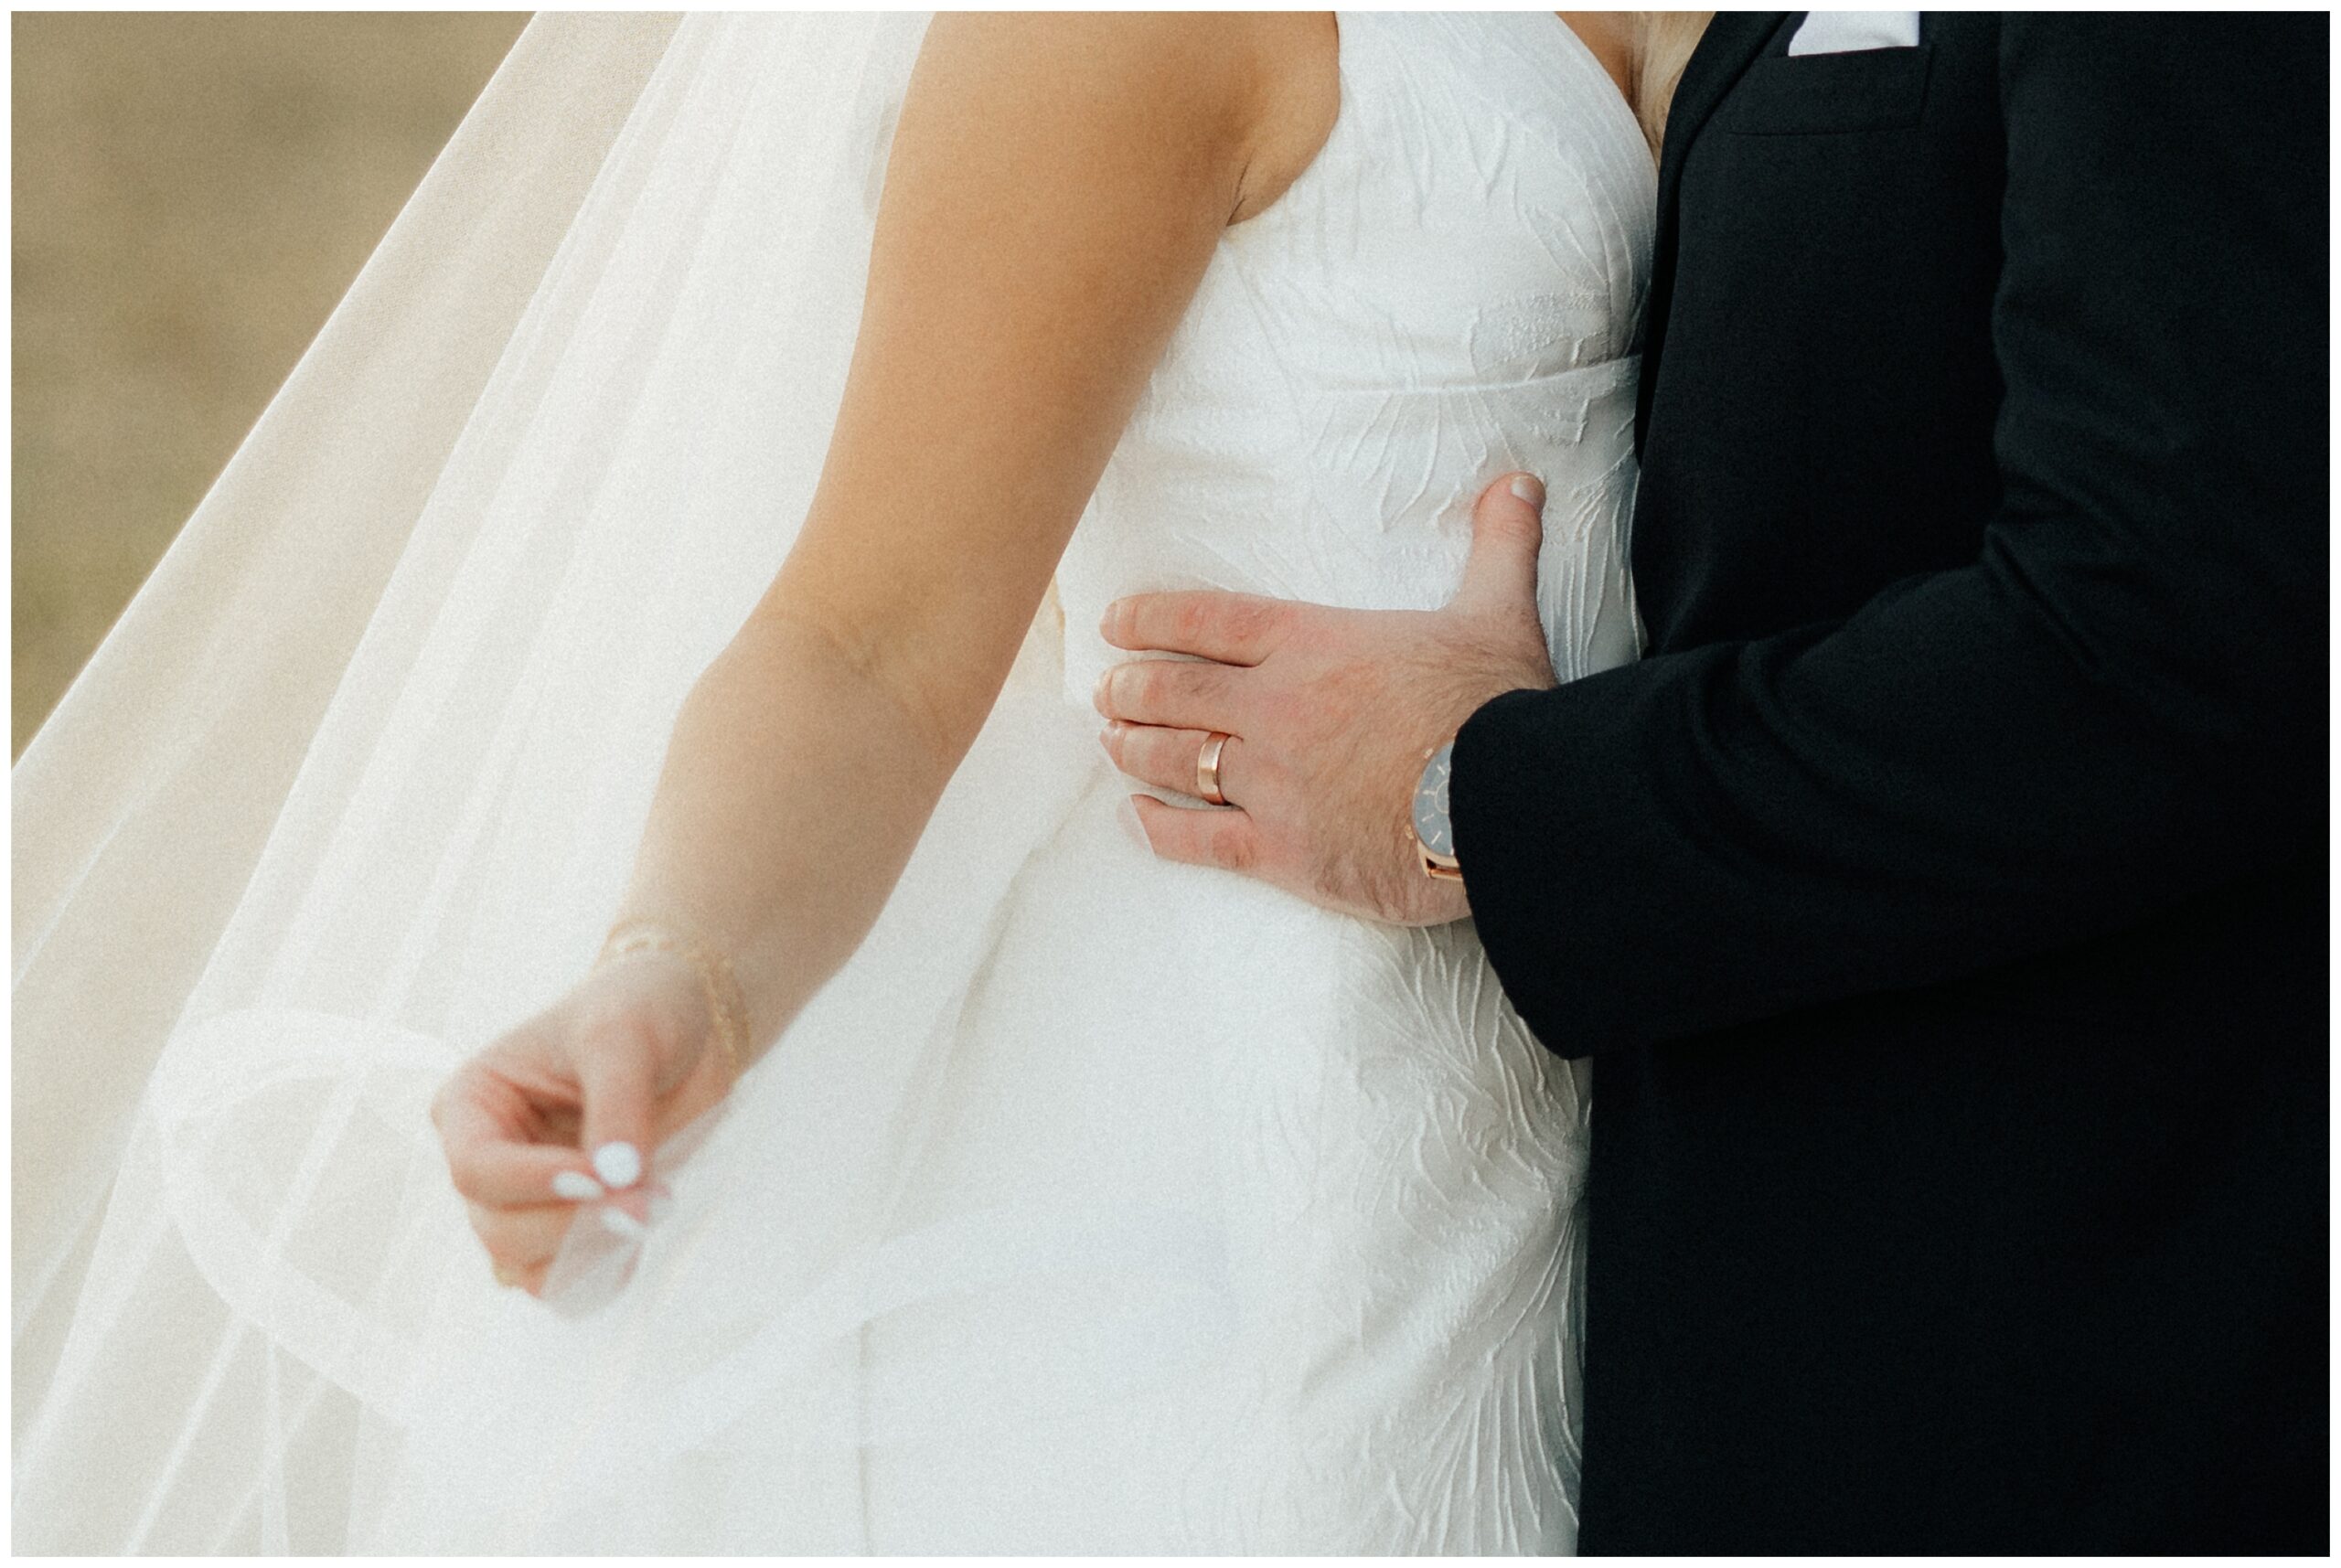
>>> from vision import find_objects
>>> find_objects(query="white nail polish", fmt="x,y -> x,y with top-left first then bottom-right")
1116,794 -> 1150,848
1510,475 -> 1546,507
599,1207 -> 647,1241
551,1170 -> 604,1202
592,1141 -> 643,1189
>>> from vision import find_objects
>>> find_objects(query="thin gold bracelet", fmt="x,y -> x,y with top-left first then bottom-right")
595,920 -> 753,1081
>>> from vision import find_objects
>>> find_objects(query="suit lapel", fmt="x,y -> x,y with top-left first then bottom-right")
1653,13 -> 1791,239
1635,12 -> 1794,454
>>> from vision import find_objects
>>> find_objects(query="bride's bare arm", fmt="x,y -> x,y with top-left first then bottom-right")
623,14 -> 1331,1028
434,14 -> 1336,1280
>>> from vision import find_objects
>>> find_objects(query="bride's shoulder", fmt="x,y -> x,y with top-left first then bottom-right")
911,13 -> 1338,228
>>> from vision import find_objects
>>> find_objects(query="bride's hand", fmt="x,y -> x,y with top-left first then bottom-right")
430,949 -> 738,1296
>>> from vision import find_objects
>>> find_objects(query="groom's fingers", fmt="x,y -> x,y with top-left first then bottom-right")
1094,656 -> 1247,733
1099,590 -> 1292,665
1130,794 -> 1267,876
1451,472 -> 1546,620
1099,721 -> 1245,802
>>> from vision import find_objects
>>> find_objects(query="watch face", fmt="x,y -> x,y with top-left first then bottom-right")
1413,741 -> 1455,859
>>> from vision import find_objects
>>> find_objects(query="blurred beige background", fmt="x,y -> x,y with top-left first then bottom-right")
12,11 -> 529,756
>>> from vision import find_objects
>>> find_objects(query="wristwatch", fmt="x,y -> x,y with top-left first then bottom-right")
1412,739 -> 1462,881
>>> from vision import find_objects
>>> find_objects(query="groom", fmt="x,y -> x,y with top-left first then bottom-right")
1096,14 -> 2325,1553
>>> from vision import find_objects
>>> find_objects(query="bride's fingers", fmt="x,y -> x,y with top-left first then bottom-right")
465,1199 -> 577,1275
1099,722 -> 1245,802
451,1140 -> 606,1210
574,1016 -> 660,1194
436,1076 -> 605,1208
1130,794 -> 1268,877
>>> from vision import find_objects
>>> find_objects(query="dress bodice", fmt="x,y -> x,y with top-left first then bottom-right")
1055,11 -> 1657,700
12,16 -> 1667,1555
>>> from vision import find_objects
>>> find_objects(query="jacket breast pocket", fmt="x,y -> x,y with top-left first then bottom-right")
1716,46 -> 1933,136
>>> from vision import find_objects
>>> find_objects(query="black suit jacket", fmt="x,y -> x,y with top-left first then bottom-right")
1451,15 -> 2326,1552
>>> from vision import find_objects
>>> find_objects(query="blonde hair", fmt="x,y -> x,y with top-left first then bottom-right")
1630,12 -> 1714,156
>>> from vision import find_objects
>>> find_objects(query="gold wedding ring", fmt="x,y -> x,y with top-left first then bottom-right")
1195,732 -> 1232,805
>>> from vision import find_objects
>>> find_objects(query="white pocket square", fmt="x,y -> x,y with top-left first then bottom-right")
1787,10 -> 1922,58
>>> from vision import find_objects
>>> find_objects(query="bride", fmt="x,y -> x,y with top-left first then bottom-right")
15,11 -> 1697,1552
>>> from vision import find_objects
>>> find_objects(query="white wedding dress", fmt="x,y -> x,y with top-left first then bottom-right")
13,12 -> 1652,1553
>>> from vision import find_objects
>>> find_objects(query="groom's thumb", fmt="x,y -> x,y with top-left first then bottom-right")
1454,472 -> 1545,621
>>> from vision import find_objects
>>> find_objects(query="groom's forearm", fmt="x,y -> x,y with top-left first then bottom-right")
1451,15 -> 2325,1056
1451,560 -> 2316,1055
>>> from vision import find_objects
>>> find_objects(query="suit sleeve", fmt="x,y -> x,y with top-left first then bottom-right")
1449,16 -> 2327,1055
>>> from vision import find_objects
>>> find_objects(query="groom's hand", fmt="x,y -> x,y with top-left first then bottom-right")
1096,472 -> 1558,925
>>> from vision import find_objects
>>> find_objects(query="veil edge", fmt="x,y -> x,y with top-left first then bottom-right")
11,9 -> 681,1382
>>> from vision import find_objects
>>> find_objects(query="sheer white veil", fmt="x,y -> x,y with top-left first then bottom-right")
11,14 -> 1161,1551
